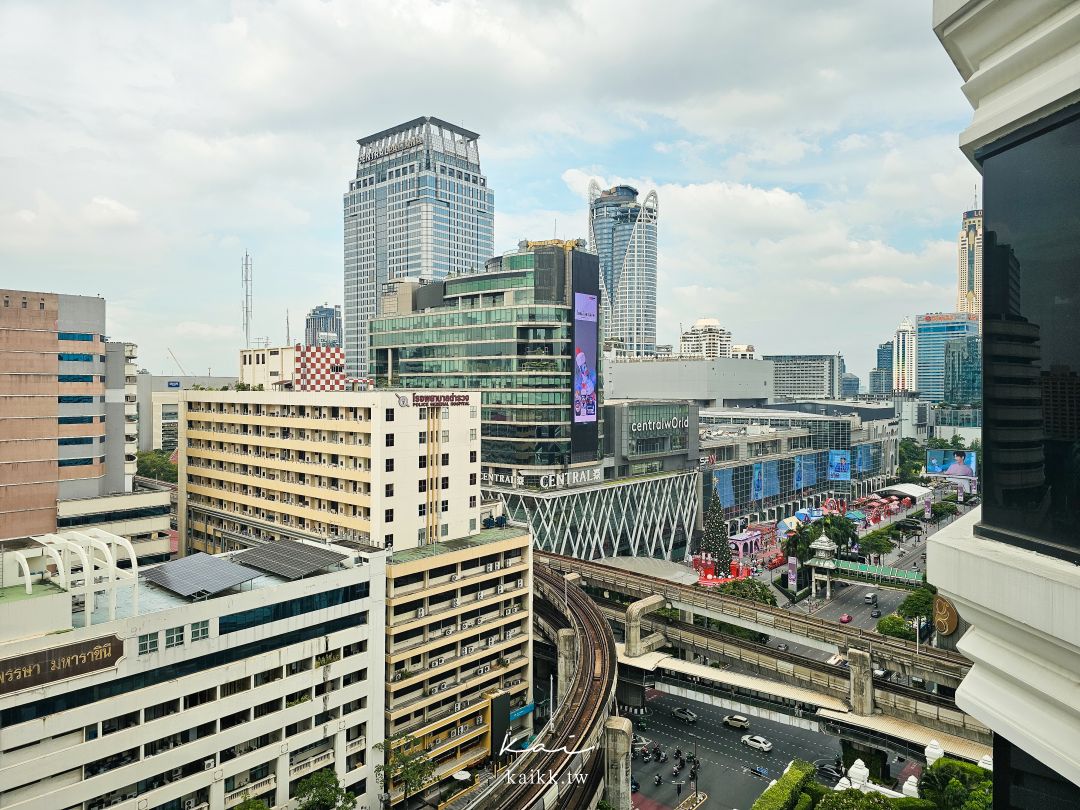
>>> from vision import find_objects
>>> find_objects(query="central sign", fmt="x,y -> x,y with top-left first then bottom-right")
538,467 -> 602,489
630,417 -> 689,434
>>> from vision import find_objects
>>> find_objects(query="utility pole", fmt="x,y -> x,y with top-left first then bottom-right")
241,251 -> 253,349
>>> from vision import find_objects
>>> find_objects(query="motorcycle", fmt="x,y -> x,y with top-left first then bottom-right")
642,751 -> 652,763
674,748 -> 683,759
654,774 -> 662,786
659,752 -> 668,763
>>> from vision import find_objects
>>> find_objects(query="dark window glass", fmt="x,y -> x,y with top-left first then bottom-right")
58,374 -> 94,383
58,437 -> 93,446
58,353 -> 94,362
58,416 -> 94,425
219,583 -> 369,634
58,457 -> 94,467
385,433 -> 394,447
385,458 -> 394,473
58,395 -> 93,404
58,332 -> 94,341
977,102 -> 1080,562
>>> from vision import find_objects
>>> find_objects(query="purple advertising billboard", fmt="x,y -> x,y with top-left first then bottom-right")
572,292 -> 598,425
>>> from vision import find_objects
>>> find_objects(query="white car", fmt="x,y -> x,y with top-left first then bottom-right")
741,734 -> 773,752
671,707 -> 698,724
723,714 -> 750,729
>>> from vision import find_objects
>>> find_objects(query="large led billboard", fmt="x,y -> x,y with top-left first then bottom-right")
926,449 -> 977,493
570,254 -> 600,463
827,449 -> 851,481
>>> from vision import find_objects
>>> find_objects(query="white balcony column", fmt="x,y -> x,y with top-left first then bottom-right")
275,751 -> 290,807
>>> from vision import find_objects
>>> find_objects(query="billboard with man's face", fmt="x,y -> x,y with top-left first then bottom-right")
570,252 -> 600,464
926,449 -> 977,480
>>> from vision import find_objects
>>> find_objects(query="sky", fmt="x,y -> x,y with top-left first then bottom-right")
0,0 -> 980,384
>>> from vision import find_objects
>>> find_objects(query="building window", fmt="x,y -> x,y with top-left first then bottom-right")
417,528 -> 427,544
470,406 -> 478,418
58,395 -> 94,404
441,476 -> 449,489
469,429 -> 477,441
440,500 -> 448,513
419,431 -> 426,444
191,621 -> 209,641
138,633 -> 159,655
440,407 -> 449,419
470,451 -> 477,463
384,533 -> 394,547
418,504 -> 427,517
418,407 -> 427,418
385,483 -> 394,497
469,473 -> 477,485
385,408 -> 394,422
469,496 -> 477,508
441,524 -> 449,537
58,332 -> 95,342
440,430 -> 449,443
418,456 -> 427,469
385,509 -> 394,523
469,518 -> 477,532
57,437 -> 94,446
441,453 -> 449,466
57,374 -> 94,383
58,457 -> 94,467
165,627 -> 184,648
418,480 -> 427,493
58,353 -> 94,362
385,434 -> 394,447
385,458 -> 394,472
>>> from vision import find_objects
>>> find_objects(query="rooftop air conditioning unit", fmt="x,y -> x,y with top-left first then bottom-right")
485,564 -> 493,573
450,728 -> 458,738
444,628 -> 453,637
204,758 -> 216,770
452,598 -> 460,608
440,683 -> 449,691
429,661 -> 440,669
475,716 -> 484,727
516,579 -> 523,589
416,608 -> 426,618
184,800 -> 197,810
437,657 -> 444,666
503,609 -> 511,617
496,585 -> 504,594
476,617 -> 484,625
494,561 -> 501,570
450,573 -> 460,582
477,590 -> 485,599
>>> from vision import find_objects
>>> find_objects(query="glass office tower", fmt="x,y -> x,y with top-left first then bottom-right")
915,313 -> 979,402
587,182 -> 658,356
343,117 -> 494,376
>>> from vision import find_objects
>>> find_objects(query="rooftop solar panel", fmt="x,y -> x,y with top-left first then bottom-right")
141,553 -> 261,597
233,540 -> 347,580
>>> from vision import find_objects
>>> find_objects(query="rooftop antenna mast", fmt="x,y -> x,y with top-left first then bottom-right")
286,309 -> 291,345
242,251 -> 253,349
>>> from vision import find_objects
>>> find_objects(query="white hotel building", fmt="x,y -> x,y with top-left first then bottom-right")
0,529 -> 385,810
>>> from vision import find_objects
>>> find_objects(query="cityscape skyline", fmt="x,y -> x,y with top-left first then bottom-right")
0,2 -> 978,382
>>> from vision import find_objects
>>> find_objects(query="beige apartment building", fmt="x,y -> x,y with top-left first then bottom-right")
176,389 -> 533,805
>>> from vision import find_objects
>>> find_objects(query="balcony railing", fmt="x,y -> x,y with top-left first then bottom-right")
225,775 -> 276,808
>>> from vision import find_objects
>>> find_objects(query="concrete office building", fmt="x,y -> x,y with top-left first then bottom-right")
957,208 -> 983,321
916,313 -> 980,403
868,368 -> 891,396
0,289 -> 170,554
677,318 -> 731,359
588,183 -> 658,356
239,346 -> 346,392
932,3 -> 1080,804
304,304 -> 343,348
892,318 -> 917,393
761,353 -> 844,399
176,389 -> 533,803
0,529 -> 384,810
840,373 -> 860,398
136,373 -> 238,452
344,117 -> 494,377
730,344 -> 757,360
701,406 -> 899,532
606,356 -> 773,408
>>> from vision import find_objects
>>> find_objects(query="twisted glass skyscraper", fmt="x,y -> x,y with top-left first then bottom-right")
343,117 -> 494,376
587,183 -> 658,356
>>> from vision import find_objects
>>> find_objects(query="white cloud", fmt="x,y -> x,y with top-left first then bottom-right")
82,196 -> 140,227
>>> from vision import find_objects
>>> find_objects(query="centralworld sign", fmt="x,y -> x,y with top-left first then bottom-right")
0,634 -> 123,696
629,416 -> 689,434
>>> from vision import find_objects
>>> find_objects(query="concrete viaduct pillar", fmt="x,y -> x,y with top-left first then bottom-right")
625,594 -> 665,657
848,647 -> 875,716
556,628 -> 576,708
604,716 -> 633,810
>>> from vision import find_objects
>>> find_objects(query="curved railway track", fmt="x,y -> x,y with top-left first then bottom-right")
474,563 -> 615,810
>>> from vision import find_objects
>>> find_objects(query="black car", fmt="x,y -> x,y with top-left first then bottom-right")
630,777 -> 640,792
870,608 -> 881,618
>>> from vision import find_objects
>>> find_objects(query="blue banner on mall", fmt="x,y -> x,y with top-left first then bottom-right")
827,450 -> 851,481
763,460 -> 780,498
751,463 -> 764,501
793,456 -> 803,491
509,703 -> 534,722
713,468 -> 735,508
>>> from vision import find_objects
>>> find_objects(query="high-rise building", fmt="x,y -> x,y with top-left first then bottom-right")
136,372 -> 239,452
304,303 -> 343,347
943,334 -> 982,405
761,353 -> 843,399
177,390 -> 533,802
0,289 -> 169,552
677,318 -> 732,358
0,529 -> 385,810
841,373 -> 860,398
371,239 -> 602,487
957,208 -> 983,320
343,117 -> 494,377
731,343 -> 757,360
588,182 -> 658,356
877,340 -> 894,374
916,312 -> 980,402
892,318 -> 917,393
868,368 -> 892,396
932,3 -> 1080,805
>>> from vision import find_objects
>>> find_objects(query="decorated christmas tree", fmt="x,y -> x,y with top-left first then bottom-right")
701,491 -> 733,575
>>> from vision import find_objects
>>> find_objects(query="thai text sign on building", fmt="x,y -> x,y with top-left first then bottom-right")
0,635 -> 123,696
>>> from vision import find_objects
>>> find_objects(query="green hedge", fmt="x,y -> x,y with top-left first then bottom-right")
890,799 -> 937,809
794,793 -> 813,810
750,760 -> 816,810
803,781 -> 829,803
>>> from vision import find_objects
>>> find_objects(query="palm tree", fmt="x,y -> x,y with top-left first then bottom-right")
821,514 -> 859,551
919,766 -> 953,805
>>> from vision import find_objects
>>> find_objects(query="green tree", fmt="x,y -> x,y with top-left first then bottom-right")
701,491 -> 732,573
821,514 -> 859,551
294,769 -> 355,810
716,577 -> 777,606
898,588 -> 935,621
949,433 -> 967,450
786,520 -> 822,563
876,614 -> 916,641
235,799 -> 271,810
374,734 -> 436,807
136,449 -> 178,483
860,533 -> 895,563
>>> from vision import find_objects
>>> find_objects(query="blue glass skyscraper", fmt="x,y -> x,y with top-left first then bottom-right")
587,183 -> 658,356
343,117 -> 494,376
916,312 -> 980,402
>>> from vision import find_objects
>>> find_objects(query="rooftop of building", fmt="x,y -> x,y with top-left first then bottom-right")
357,116 -> 480,147
388,525 -> 528,565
